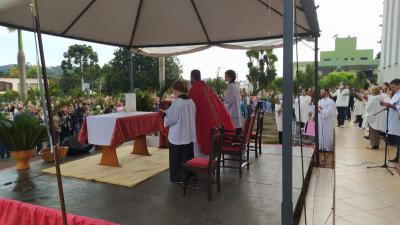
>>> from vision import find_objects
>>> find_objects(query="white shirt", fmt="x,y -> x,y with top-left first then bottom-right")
388,91 -> 400,136
164,97 -> 197,145
332,88 -> 350,107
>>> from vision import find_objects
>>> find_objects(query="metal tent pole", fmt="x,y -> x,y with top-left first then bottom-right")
281,0 -> 294,224
314,36 -> 320,166
32,1 -> 68,225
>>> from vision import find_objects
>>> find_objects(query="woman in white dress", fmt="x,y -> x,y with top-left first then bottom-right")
364,86 -> 386,149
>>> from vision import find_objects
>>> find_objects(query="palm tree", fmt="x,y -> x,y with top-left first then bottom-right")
8,28 -> 27,101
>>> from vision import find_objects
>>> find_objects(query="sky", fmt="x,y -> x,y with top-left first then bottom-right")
0,0 -> 383,81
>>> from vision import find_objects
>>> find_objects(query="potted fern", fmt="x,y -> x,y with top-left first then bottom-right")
0,112 -> 47,170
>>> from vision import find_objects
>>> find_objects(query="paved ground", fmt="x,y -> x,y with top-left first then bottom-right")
0,138 -> 313,225
335,122 -> 400,225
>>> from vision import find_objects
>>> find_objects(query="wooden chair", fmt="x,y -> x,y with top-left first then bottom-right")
249,109 -> 264,158
182,125 -> 223,201
221,114 -> 256,177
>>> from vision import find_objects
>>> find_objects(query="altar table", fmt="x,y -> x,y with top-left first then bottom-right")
79,112 -> 162,167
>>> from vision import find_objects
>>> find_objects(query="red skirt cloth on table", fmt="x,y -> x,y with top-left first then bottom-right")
0,198 -> 120,225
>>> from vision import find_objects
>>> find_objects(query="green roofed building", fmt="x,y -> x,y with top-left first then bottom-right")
297,37 -> 380,77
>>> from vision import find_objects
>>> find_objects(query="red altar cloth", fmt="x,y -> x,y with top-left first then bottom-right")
78,112 -> 163,148
0,198 -> 120,225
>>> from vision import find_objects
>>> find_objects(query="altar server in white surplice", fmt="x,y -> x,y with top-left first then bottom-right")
164,80 -> 196,183
318,89 -> 336,151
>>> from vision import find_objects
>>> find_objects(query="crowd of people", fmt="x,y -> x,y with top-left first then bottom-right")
0,96 -> 128,159
282,78 -> 400,162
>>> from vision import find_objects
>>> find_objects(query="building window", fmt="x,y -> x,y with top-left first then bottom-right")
323,58 -> 331,61
0,82 -> 13,92
351,57 -> 354,60
345,58 -> 348,60
360,57 -> 368,60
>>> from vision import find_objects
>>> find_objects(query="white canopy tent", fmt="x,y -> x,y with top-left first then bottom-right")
0,0 -> 318,49
0,1 -> 319,225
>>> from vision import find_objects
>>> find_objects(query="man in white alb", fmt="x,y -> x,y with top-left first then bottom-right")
318,89 -> 336,151
380,79 -> 400,162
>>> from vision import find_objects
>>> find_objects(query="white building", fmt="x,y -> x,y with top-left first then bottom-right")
378,0 -> 400,84
0,77 -> 39,94
237,80 -> 253,93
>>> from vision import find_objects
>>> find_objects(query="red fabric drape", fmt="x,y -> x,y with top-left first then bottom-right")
188,81 -> 234,154
0,198 -> 120,225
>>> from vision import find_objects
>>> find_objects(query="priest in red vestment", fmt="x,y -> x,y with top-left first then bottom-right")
188,69 -> 234,155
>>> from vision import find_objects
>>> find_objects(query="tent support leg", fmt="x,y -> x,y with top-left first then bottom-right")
32,1 -> 68,225
281,0 -> 294,224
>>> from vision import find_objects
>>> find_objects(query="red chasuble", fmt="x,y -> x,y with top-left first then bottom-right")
188,81 -> 234,154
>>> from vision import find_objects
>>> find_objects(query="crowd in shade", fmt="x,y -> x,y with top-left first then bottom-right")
0,96 -> 128,159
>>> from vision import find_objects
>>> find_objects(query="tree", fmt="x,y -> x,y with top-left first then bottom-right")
294,64 -> 315,91
61,44 -> 99,91
319,71 -> 356,89
8,66 -> 19,77
104,48 -> 182,95
8,28 -> 27,100
206,78 -> 228,95
271,77 -> 283,91
245,49 -> 278,94
261,49 -> 278,89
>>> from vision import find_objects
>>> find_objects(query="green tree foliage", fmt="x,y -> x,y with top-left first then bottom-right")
61,44 -> 100,91
294,64 -> 315,91
68,88 -> 85,98
245,49 -> 278,94
206,78 -> 228,96
271,77 -> 283,91
0,90 -> 19,102
104,48 -> 183,95
8,66 -> 19,77
135,89 -> 153,111
319,71 -> 356,89
26,88 -> 40,103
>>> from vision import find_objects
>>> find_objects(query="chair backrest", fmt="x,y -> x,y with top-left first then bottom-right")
209,125 -> 224,169
256,109 -> 265,136
243,114 -> 256,147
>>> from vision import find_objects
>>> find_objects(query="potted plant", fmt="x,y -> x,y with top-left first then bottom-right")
0,112 -> 47,170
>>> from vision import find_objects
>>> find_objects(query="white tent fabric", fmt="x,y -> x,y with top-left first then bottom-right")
0,0 -> 319,52
135,39 -> 287,57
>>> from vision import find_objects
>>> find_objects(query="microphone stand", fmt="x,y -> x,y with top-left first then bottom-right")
367,107 -> 394,175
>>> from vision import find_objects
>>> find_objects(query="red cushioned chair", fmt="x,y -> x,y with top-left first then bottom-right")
221,114 -> 255,178
249,109 -> 264,158
182,125 -> 223,201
